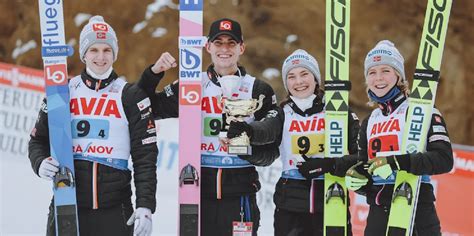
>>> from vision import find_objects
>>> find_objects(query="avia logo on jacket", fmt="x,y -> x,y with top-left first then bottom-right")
201,96 -> 223,114
288,117 -> 325,132
70,94 -> 121,118
370,117 -> 401,136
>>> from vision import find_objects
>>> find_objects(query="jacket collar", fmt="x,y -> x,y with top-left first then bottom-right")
206,64 -> 247,87
377,93 -> 407,116
81,69 -> 118,91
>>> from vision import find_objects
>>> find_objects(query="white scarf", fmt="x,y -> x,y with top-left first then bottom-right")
86,66 -> 113,80
290,94 -> 316,112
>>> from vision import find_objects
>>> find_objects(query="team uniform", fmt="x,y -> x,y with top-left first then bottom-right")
28,67 -> 170,235
358,93 -> 453,236
139,65 -> 278,235
249,97 -> 360,236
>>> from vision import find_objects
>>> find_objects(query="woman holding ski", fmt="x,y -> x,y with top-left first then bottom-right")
245,49 -> 360,236
345,40 -> 453,235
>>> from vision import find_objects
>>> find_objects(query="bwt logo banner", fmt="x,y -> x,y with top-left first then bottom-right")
44,64 -> 68,86
179,36 -> 206,48
179,48 -> 201,80
179,0 -> 203,10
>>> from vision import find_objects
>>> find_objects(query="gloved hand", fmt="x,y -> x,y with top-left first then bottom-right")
227,121 -> 253,139
367,155 -> 401,179
38,157 -> 59,180
127,207 -> 153,236
296,157 -> 335,179
345,162 -> 369,191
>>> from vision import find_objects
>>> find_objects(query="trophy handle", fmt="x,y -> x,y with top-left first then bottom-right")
254,94 -> 266,111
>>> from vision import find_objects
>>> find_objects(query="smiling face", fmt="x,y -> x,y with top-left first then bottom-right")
206,35 -> 245,75
286,67 -> 317,99
83,43 -> 114,75
366,64 -> 399,97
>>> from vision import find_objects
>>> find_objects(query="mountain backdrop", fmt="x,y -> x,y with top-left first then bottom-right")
1,0 -> 472,145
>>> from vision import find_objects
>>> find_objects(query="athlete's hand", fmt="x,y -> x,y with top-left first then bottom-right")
345,162 -> 369,191
367,155 -> 400,179
127,207 -> 153,236
296,157 -> 335,179
38,157 -> 59,181
227,121 -> 253,139
151,52 -> 177,74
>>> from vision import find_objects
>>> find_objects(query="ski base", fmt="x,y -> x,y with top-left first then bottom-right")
56,204 -> 79,236
386,171 -> 421,236
386,0 -> 452,234
180,204 -> 199,236
324,0 -> 351,231
323,174 -> 347,236
178,1 -> 204,235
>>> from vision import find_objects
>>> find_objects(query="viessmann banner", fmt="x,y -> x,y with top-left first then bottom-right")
1,62 -> 472,235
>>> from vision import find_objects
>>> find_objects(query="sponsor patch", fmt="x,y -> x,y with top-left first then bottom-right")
108,83 -> 120,93
432,125 -> 446,134
96,32 -> 106,39
92,23 -> 108,32
141,109 -> 152,120
142,136 -> 157,145
429,134 -> 451,143
220,20 -> 232,30
137,98 -> 151,111
146,128 -> 156,134
434,115 -> 442,124
165,84 -> 174,97
239,82 -> 250,93
147,120 -> 155,129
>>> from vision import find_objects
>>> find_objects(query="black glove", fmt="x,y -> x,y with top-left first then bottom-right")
296,157 -> 336,179
227,121 -> 253,139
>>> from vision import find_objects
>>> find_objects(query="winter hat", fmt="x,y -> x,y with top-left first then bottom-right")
364,40 -> 405,82
79,15 -> 118,63
281,49 -> 321,91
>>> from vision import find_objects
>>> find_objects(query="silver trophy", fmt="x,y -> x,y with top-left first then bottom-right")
218,75 -> 265,155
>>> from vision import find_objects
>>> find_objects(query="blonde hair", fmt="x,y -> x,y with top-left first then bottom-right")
366,70 -> 409,107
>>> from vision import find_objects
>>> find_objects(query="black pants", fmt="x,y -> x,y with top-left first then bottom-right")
202,195 -> 260,236
46,199 -> 134,236
365,203 -> 441,236
274,208 -> 352,236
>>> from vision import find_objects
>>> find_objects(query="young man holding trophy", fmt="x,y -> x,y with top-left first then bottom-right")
138,18 -> 279,235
